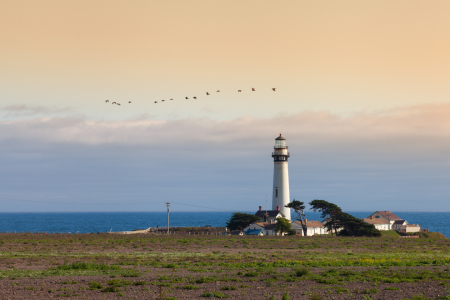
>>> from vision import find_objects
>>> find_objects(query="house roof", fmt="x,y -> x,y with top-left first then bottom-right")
246,229 -> 263,235
293,221 -> 325,228
307,221 -> 325,228
255,210 -> 284,218
393,220 -> 407,224
407,224 -> 420,227
373,211 -> 402,220
254,222 -> 269,227
263,224 -> 277,230
230,230 -> 242,235
363,218 -> 390,225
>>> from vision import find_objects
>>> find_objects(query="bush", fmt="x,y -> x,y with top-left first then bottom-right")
282,293 -> 290,300
295,268 -> 309,277
361,288 -> 379,294
181,285 -> 199,290
57,262 -> 120,271
201,291 -> 230,298
102,286 -> 121,293
221,286 -> 237,290
88,281 -> 103,290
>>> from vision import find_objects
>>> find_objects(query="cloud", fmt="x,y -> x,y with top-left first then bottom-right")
1,105 -> 74,117
0,103 -> 449,212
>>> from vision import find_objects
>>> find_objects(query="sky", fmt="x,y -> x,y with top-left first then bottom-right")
1,1 -> 449,212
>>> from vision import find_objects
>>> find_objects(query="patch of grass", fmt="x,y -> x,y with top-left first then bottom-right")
106,279 -> 132,287
244,271 -> 258,277
384,287 -> 400,290
102,286 -> 121,293
88,281 -> 103,290
61,281 -> 78,284
25,286 -> 35,290
133,281 -> 147,286
56,262 -> 120,271
295,268 -> 309,277
201,291 -> 230,298
221,285 -> 237,290
180,285 -> 199,290
361,288 -> 379,294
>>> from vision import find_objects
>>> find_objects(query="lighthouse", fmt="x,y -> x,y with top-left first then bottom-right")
271,134 -> 291,220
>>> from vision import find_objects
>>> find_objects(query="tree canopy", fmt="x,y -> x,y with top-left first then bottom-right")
338,212 -> 382,237
285,200 -> 307,236
274,217 -> 294,235
309,199 -> 381,237
309,199 -> 342,236
226,212 -> 261,231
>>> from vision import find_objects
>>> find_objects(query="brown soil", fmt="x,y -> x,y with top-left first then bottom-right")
0,233 -> 449,299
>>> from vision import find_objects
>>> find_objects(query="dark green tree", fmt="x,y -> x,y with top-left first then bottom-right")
226,212 -> 261,231
309,200 -> 382,237
274,217 -> 292,235
338,212 -> 381,237
285,199 -> 307,236
309,199 -> 342,236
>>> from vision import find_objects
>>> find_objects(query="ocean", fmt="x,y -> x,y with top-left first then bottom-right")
0,211 -> 448,238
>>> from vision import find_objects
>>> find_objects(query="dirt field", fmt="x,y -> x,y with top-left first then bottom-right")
0,233 -> 449,299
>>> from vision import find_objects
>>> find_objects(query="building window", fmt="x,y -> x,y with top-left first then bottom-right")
276,189 -> 278,197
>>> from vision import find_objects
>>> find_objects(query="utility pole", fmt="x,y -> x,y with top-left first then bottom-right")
385,209 -> 391,238
166,202 -> 170,234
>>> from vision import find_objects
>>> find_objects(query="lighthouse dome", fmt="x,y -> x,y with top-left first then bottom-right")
274,134 -> 287,149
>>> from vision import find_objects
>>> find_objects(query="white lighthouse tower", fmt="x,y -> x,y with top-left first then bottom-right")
271,134 -> 291,220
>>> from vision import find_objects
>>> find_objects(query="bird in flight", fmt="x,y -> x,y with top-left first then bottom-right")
170,98 -> 173,101
238,90 -> 241,92
162,100 -> 165,102
252,88 -> 255,91
112,102 -> 116,104
193,97 -> 197,99
272,88 -> 276,91
206,92 -> 210,95
185,97 -> 189,100
105,100 -> 109,103
216,90 -> 220,92
154,101 -> 158,103
117,103 -> 121,106
128,101 -> 132,103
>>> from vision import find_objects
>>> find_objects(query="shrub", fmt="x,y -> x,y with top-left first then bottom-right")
295,268 -> 309,277
57,262 -> 120,271
282,293 -> 290,300
384,287 -> 400,290
361,288 -> 379,294
244,271 -> 258,277
221,286 -> 237,290
181,285 -> 199,290
102,286 -> 121,293
309,293 -> 324,300
89,281 -> 103,290
201,291 -> 230,298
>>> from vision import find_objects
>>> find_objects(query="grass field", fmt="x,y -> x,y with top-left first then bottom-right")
0,232 -> 449,299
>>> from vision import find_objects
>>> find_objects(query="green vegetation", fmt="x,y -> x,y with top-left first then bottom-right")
0,232 -> 449,298
201,291 -> 230,298
226,212 -> 261,231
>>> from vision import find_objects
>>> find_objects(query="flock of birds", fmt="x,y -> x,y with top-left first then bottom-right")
104,87 -> 276,105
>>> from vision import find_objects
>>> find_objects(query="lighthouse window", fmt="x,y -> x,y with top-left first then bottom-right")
276,189 -> 278,197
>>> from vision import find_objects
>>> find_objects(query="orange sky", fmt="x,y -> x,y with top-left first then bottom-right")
1,0 -> 450,120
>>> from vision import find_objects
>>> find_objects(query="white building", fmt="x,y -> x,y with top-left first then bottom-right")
367,211 -> 402,230
255,205 -> 286,223
292,221 -> 328,236
271,134 -> 291,220
362,217 -> 390,231
399,224 -> 421,234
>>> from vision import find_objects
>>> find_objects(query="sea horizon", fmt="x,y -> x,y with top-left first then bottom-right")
0,211 -> 448,238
